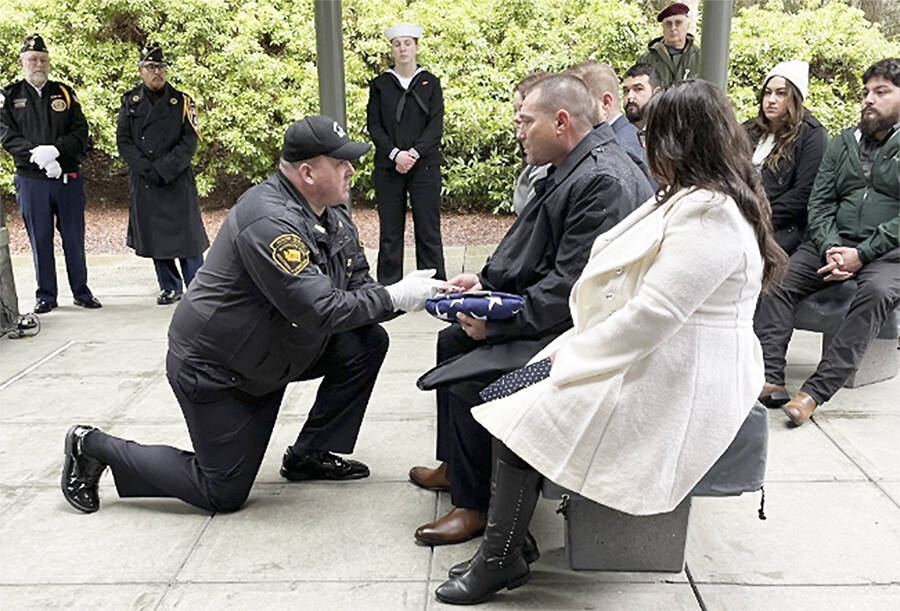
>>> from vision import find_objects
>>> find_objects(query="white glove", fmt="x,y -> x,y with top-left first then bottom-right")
29,145 -> 60,169
44,160 -> 62,179
385,269 -> 444,312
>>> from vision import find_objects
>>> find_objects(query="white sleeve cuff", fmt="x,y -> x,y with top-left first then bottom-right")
408,148 -> 420,160
389,148 -> 400,161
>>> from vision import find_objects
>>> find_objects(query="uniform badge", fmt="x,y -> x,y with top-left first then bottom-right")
132,94 -> 140,102
169,97 -> 177,105
13,98 -> 26,109
50,98 -> 67,112
270,234 -> 310,275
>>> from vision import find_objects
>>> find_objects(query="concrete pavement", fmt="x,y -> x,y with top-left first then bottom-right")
1,251 -> 898,610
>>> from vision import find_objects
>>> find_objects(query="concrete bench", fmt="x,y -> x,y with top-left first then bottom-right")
543,401 -> 768,572
793,281 -> 899,388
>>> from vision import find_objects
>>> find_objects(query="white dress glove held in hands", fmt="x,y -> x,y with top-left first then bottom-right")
44,160 -> 63,179
29,145 -> 60,169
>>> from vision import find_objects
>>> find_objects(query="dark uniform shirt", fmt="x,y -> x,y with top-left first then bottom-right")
168,172 -> 395,396
0,79 -> 88,178
366,69 -> 443,168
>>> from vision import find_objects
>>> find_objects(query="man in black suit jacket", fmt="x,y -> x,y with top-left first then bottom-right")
568,60 -> 652,183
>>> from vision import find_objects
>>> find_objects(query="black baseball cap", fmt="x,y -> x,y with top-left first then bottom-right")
282,116 -> 370,162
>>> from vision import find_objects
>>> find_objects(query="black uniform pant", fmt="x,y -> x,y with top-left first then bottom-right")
84,324 -> 389,513
374,163 -> 445,284
153,255 -> 204,293
754,241 -> 900,404
435,325 -> 510,511
13,174 -> 92,304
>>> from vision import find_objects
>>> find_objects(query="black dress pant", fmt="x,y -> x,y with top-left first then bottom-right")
434,325 -> 513,511
153,255 -> 204,292
85,324 -> 389,513
754,241 -> 900,404
374,162 -> 445,284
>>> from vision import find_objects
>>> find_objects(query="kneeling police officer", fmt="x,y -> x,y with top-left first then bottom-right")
60,116 -> 445,514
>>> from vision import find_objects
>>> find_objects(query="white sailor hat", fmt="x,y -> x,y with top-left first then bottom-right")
384,23 -> 423,41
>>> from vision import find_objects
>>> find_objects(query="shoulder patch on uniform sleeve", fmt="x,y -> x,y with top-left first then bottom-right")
183,94 -> 201,138
270,234 -> 310,275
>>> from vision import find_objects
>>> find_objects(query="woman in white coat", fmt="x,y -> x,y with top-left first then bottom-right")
434,80 -> 788,605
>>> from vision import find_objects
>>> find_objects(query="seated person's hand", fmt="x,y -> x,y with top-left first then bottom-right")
456,312 -> 487,340
818,246 -> 862,281
446,273 -> 482,293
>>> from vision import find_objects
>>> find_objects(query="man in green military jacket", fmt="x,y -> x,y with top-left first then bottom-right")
755,58 -> 900,427
636,2 -> 700,88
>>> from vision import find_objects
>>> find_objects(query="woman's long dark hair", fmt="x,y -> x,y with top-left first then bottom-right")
745,76 -> 805,172
645,80 -> 787,291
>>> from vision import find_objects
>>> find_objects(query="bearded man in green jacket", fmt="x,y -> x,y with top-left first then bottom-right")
755,58 -> 900,427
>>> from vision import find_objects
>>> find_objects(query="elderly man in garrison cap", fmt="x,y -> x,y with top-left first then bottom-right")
60,116 -> 447,514
117,42 -> 208,305
0,34 -> 100,314
636,2 -> 701,87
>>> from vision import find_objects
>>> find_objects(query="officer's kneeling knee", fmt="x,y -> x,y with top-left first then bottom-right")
207,485 -> 251,513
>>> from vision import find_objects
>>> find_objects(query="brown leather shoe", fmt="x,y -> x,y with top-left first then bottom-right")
782,391 -> 818,427
759,382 -> 790,408
409,462 -> 451,491
414,508 -> 486,545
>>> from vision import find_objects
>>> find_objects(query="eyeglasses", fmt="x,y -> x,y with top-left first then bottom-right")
141,62 -> 168,73
22,56 -> 49,66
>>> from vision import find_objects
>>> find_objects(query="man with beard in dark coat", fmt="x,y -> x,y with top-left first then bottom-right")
117,43 -> 208,305
409,75 -> 653,546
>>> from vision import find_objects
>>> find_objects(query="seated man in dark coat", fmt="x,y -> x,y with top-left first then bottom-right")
410,75 -> 653,545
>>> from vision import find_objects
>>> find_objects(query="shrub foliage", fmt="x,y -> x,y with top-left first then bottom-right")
1,0 -> 898,211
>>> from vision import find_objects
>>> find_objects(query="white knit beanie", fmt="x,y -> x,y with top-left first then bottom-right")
766,60 -> 809,101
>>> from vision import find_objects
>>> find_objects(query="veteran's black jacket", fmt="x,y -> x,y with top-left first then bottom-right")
168,172 -> 394,396
0,79 -> 88,178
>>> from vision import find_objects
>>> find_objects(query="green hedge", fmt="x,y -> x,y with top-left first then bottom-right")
1,0 -> 898,211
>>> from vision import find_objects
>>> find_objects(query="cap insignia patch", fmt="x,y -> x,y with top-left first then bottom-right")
333,121 -> 345,138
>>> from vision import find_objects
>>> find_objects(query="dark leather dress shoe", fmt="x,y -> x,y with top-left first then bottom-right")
156,289 -> 183,305
782,391 -> 818,427
61,424 -> 107,513
415,508 -> 486,545
759,382 -> 790,408
409,462 -> 451,491
73,296 -> 102,309
280,448 -> 370,481
34,299 -> 57,314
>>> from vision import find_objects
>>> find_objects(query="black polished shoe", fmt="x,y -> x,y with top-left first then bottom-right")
34,299 -> 58,314
448,531 -> 540,578
73,296 -> 102,309
61,425 -> 107,513
156,289 -> 183,305
279,448 -> 370,481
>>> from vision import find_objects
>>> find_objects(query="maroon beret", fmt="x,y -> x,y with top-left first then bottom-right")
657,2 -> 690,22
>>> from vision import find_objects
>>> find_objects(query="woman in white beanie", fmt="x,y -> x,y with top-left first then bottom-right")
744,60 -> 828,255
366,23 -> 446,285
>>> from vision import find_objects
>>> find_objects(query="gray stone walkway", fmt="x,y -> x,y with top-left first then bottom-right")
1,250 -> 898,610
